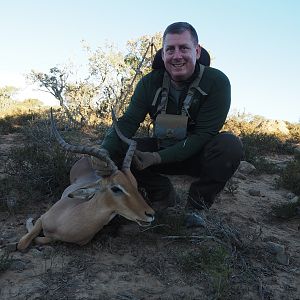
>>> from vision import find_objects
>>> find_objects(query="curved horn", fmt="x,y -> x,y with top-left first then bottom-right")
111,109 -> 137,170
50,108 -> 117,173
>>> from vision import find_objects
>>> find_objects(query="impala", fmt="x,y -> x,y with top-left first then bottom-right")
17,109 -> 154,250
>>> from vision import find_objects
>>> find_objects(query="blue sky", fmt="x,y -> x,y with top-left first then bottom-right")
1,0 -> 299,122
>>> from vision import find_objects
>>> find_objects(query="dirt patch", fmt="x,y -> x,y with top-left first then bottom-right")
0,136 -> 299,299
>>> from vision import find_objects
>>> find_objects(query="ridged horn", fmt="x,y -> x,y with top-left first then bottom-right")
50,108 -> 117,173
111,109 -> 137,170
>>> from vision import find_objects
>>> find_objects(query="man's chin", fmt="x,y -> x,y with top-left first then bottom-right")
170,73 -> 188,82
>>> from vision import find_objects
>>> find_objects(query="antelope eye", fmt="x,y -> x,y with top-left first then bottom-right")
110,185 -> 123,194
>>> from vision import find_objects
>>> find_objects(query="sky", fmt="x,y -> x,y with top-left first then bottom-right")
0,0 -> 299,122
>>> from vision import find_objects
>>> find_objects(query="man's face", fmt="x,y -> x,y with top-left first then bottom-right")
162,30 -> 201,82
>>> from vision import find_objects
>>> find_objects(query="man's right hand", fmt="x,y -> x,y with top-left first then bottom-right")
133,150 -> 161,170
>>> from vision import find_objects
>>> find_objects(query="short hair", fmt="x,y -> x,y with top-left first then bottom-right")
163,22 -> 199,45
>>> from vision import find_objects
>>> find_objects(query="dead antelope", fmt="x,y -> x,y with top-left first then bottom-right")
17,109 -> 154,250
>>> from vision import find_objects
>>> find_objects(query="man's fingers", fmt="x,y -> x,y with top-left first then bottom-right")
133,154 -> 144,170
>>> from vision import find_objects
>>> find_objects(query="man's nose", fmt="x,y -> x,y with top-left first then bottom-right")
173,48 -> 183,59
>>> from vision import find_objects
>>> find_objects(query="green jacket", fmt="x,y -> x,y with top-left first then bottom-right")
102,63 -> 231,164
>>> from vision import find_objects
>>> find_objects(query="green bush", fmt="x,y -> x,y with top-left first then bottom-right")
0,112 -> 41,135
2,113 -> 78,208
272,199 -> 300,219
242,133 -> 294,161
177,245 -> 231,298
0,251 -> 12,272
278,155 -> 300,195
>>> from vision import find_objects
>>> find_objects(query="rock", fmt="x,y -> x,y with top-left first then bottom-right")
290,196 -> 299,203
266,241 -> 285,255
266,242 -> 290,265
30,248 -> 44,258
248,189 -> 261,197
10,259 -> 27,271
276,252 -> 290,265
185,212 -> 206,228
233,171 -> 247,180
286,192 -> 296,200
41,246 -> 55,259
237,161 -> 256,175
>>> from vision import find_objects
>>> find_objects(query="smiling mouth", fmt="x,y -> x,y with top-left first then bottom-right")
172,63 -> 185,68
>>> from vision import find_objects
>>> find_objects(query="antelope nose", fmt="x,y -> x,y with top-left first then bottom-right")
145,211 -> 155,220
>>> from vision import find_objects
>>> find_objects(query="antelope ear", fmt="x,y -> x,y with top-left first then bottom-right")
68,187 -> 99,200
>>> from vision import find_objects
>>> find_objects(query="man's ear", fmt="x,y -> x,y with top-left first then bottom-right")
196,44 -> 201,60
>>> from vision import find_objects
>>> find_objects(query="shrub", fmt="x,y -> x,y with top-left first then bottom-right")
0,117 -> 17,134
278,154 -> 300,195
3,112 -> 78,208
272,199 -> 300,219
177,244 -> 231,299
224,114 -> 298,166
0,251 -> 12,273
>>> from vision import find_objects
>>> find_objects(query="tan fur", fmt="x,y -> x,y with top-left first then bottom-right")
17,157 -> 154,250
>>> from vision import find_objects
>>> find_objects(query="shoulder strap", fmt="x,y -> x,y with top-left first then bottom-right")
152,71 -> 170,115
182,64 -> 207,116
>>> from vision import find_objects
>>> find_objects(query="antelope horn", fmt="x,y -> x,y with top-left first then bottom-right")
111,109 -> 137,170
50,108 -> 117,173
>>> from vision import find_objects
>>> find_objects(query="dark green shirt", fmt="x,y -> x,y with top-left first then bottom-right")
102,63 -> 231,164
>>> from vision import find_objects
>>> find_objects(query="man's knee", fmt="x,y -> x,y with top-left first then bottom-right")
210,132 -> 243,157
202,132 -> 243,182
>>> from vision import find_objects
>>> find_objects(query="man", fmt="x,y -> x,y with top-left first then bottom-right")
101,22 -> 243,223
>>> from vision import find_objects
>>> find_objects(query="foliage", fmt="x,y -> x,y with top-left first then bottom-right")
3,112 -> 78,207
0,117 -> 17,134
278,154 -> 300,195
286,121 -> 300,142
271,198 -> 300,219
0,86 -> 18,113
27,34 -> 162,126
251,157 -> 282,174
0,251 -> 12,273
150,212 -> 187,235
177,244 -> 231,298
0,103 -> 44,134
224,113 -> 298,170
28,67 -> 68,105
125,32 -> 162,73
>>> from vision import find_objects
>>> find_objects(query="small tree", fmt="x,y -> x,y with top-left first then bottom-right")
27,33 -> 163,126
27,67 -> 78,125
0,86 -> 18,115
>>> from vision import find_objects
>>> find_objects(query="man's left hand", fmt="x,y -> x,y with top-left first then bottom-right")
133,150 -> 161,170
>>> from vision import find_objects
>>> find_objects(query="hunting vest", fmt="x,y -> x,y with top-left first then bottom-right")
151,64 -> 207,148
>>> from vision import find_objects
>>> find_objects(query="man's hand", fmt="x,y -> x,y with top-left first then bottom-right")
133,150 -> 161,170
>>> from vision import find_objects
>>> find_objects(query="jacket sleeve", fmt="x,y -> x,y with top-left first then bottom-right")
101,78 -> 149,162
158,71 -> 231,163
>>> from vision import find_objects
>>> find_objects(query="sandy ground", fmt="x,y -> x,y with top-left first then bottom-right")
0,133 -> 299,300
